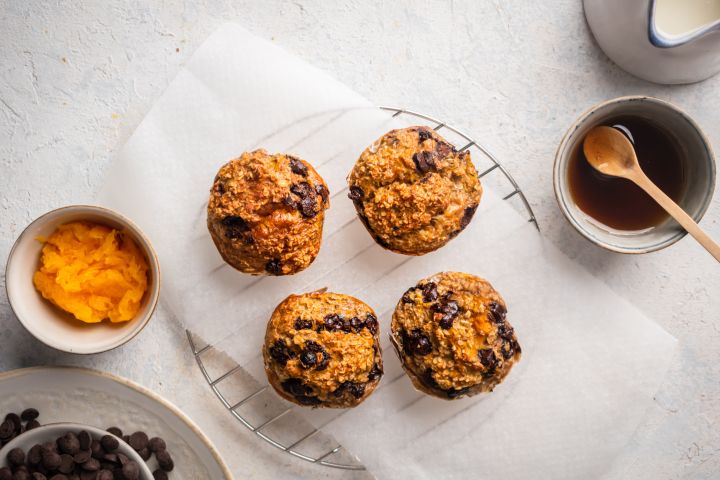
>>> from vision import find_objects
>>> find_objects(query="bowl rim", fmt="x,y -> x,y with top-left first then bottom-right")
0,421 -> 154,478
553,95 -> 717,254
4,204 -> 161,354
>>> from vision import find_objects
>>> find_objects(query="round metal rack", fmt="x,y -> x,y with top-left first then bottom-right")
187,106 -> 538,471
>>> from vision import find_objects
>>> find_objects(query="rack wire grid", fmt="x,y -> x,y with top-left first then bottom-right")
187,106 -> 539,470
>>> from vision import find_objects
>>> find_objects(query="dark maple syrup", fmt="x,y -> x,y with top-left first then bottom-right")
568,115 -> 686,230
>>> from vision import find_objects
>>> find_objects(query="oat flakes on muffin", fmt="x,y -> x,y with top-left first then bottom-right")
390,272 -> 520,399
207,149 -> 329,275
263,290 -> 383,408
347,126 -> 482,255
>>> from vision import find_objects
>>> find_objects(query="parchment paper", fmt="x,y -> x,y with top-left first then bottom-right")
98,23 -> 676,479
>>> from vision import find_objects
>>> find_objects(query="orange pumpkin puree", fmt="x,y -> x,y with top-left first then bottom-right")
32,221 -> 149,323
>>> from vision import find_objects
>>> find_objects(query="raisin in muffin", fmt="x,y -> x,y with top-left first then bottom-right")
207,149 -> 329,275
263,290 -> 383,408
347,126 -> 482,255
390,272 -> 520,399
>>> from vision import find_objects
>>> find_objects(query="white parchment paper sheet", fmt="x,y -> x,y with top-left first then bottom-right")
98,23 -> 676,479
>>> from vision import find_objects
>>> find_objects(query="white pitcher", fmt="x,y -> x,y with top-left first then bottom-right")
584,0 -> 720,84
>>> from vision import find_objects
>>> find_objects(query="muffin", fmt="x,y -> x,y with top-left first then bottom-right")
207,149 -> 329,275
347,126 -> 482,255
263,290 -> 383,408
390,272 -> 520,399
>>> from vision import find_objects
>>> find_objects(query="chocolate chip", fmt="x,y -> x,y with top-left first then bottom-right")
73,451 -> 90,464
265,259 -> 283,275
42,452 -> 62,470
401,287 -> 417,304
269,340 -> 293,365
0,420 -> 14,439
460,205 -> 478,230
403,329 -> 432,356
290,182 -> 319,218
434,141 -> 454,160
90,440 -> 103,459
501,339 -> 520,360
418,129 -> 432,143
0,467 -> 11,480
76,431 -> 91,451
323,313 -> 345,332
7,447 -> 25,466
220,215 -> 251,241
153,470 -> 169,480
96,471 -> 113,480
105,427 -> 122,438
294,318 -> 313,330
478,349 -> 498,374
59,433 -> 80,455
58,454 -> 74,474
497,323 -> 514,341
346,316 -> 363,333
336,381 -> 365,399
281,378 -> 312,397
299,350 -> 317,369
488,301 -> 507,323
315,184 -> 329,204
148,437 -> 166,453
348,185 -> 364,202
421,369 -> 440,390
99,435 -> 118,453
431,294 -> 460,329
31,472 -> 46,480
81,458 -> 100,471
25,419 -> 40,432
20,408 -> 39,422
14,471 -> 30,480
303,340 -> 330,371
421,282 -> 438,302
5,413 -> 21,433
412,151 -> 436,174
128,432 -> 148,452
27,445 -> 42,465
289,157 -> 308,176
156,450 -> 174,472
122,461 -> 140,480
365,313 -> 378,335
367,363 -> 383,381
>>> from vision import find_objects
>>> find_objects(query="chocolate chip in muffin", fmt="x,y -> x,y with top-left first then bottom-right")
401,287 -> 417,304
367,363 -> 383,381
336,381 -> 366,399
294,318 -> 313,330
445,387 -> 470,399
348,185 -> 364,202
478,349 -> 498,375
269,340 -> 293,365
497,323 -> 514,341
265,259 -> 283,275
403,329 -> 432,356
460,205 -> 478,230
289,157 -> 308,176
302,341 -> 331,371
315,183 -> 329,204
281,379 -> 319,406
488,301 -> 507,323
501,339 -> 520,360
432,294 -> 460,329
215,182 -> 226,195
365,313 -> 379,334
221,215 -> 252,242
421,282 -> 438,302
290,182 -> 319,218
323,313 -> 345,332
412,151 -> 436,174
418,129 -> 432,143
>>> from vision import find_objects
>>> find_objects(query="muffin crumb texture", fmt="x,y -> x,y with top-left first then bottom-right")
391,271 -> 521,399
263,291 -> 383,408
348,126 -> 482,255
207,149 -> 329,276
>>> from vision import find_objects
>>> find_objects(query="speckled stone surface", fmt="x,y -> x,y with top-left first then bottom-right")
1,1 -> 718,479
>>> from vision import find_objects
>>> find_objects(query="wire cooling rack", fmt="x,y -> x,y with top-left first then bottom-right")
187,107 -> 539,471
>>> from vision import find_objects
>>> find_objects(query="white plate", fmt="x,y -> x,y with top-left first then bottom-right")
0,366 -> 232,479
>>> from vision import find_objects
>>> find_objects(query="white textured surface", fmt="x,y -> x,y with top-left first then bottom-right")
0,1 -> 718,479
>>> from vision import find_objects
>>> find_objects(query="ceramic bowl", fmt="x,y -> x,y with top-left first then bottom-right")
5,205 -> 161,354
0,422 -> 153,478
554,96 -> 716,253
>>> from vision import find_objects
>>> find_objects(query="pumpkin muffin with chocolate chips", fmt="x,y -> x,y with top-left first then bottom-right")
347,126 -> 482,255
263,290 -> 383,408
391,272 -> 521,399
207,149 -> 329,275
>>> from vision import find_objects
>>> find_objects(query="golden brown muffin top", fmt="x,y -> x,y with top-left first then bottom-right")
347,127 -> 482,255
391,272 -> 521,398
263,291 -> 383,407
207,149 -> 329,275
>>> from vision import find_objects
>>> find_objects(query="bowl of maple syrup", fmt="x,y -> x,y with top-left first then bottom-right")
554,96 -> 716,253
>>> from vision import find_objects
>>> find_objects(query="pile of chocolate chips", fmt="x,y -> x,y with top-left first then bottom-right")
0,409 -> 174,480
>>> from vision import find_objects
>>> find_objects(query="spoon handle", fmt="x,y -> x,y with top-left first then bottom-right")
630,170 -> 720,262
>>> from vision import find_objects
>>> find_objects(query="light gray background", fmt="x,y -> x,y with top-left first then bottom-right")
1,1 -> 718,479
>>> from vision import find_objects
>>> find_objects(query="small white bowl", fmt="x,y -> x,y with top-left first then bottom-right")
5,205 -> 161,354
554,96 -> 716,253
0,422 -> 153,478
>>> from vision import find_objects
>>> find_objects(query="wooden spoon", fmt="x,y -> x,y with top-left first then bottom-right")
583,126 -> 720,261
